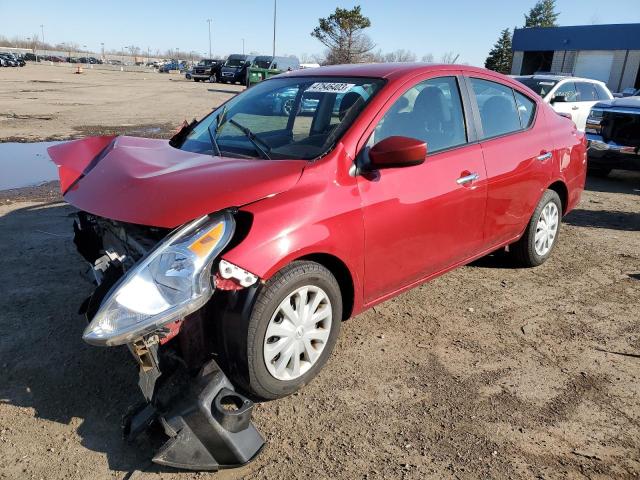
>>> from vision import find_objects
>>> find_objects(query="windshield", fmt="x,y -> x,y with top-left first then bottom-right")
514,77 -> 559,97
199,59 -> 215,66
253,57 -> 273,69
178,76 -> 385,160
225,57 -> 246,67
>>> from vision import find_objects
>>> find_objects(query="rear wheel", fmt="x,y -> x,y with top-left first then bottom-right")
225,261 -> 342,400
510,189 -> 562,267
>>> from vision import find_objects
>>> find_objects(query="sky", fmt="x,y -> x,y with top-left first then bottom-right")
1,0 -> 639,66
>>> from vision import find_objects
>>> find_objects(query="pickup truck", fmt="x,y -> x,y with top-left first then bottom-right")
191,58 -> 224,83
585,96 -> 640,176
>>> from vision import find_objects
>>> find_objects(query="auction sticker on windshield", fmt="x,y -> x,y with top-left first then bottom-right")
306,82 -> 356,93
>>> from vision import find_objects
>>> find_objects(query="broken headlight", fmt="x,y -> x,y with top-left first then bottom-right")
83,212 -> 235,346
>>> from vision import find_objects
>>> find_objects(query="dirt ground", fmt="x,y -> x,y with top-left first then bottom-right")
0,63 -> 242,141
1,62 -> 639,480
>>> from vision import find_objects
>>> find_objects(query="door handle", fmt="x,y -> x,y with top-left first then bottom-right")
456,172 -> 479,185
571,106 -> 579,110
537,151 -> 552,161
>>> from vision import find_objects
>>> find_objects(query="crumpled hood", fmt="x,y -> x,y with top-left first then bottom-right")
48,136 -> 306,228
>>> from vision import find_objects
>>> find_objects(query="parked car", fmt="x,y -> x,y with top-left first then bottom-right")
48,64 -> 586,471
246,55 -> 300,87
585,96 -> 640,175
9,53 -> 26,66
613,87 -> 640,98
23,52 -> 39,62
158,61 -> 185,73
191,58 -> 224,83
0,53 -> 19,66
219,54 -> 255,84
514,74 -> 613,131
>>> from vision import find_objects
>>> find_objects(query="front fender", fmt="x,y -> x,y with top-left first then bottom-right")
221,150 -> 366,315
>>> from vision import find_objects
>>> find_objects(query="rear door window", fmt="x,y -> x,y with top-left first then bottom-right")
470,78 -> 521,139
593,84 -> 611,100
576,82 -> 598,101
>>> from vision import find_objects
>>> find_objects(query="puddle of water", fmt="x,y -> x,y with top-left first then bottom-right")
0,141 -> 63,190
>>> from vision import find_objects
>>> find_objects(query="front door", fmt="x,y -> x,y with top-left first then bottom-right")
356,74 -> 487,304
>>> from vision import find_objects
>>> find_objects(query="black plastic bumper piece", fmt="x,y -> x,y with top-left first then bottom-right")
150,360 -> 264,471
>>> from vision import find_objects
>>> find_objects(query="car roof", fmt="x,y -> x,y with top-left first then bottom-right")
282,62 -> 497,81
516,74 -> 605,84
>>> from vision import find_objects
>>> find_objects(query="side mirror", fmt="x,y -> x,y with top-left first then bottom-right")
368,136 -> 427,170
550,95 -> 567,104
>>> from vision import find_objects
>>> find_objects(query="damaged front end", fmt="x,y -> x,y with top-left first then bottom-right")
73,210 -> 264,471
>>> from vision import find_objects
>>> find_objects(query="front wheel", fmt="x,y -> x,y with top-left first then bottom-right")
510,189 -> 562,267
228,261 -> 342,400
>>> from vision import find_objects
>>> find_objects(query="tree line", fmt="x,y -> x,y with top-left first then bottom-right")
310,1 -> 560,69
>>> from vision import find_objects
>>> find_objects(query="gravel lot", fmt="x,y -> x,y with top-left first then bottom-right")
0,63 -> 242,141
0,62 -> 639,480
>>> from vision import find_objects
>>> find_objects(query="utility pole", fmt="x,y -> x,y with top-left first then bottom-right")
101,42 -> 105,61
272,0 -> 277,57
40,24 -> 45,49
206,18 -> 212,58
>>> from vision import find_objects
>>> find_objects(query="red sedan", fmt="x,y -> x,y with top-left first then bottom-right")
49,63 -> 586,468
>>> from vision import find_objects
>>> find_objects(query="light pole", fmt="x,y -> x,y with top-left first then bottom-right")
101,42 -> 105,61
272,0 -> 277,57
40,24 -> 45,52
206,18 -> 212,58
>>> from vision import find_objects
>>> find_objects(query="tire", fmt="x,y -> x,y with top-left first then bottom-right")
239,261 -> 342,400
510,189 -> 562,267
587,167 -> 611,178
209,74 -> 217,83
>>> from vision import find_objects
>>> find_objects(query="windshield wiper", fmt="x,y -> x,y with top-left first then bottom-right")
227,118 -> 272,160
207,123 -> 221,157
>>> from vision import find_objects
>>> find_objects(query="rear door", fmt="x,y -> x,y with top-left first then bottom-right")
356,73 -> 487,303
573,81 -> 600,131
467,75 -> 552,247
549,81 -> 581,126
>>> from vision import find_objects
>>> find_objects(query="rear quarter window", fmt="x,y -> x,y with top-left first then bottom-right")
514,91 -> 536,129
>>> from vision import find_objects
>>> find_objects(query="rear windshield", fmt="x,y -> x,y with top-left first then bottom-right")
514,77 -> 558,97
177,76 -> 385,161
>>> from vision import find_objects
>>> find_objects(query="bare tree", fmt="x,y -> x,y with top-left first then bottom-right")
383,49 -> 416,62
440,51 -> 460,64
421,53 -> 435,63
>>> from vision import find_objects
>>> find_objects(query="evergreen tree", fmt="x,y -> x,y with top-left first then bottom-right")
485,29 -> 513,74
311,6 -> 375,64
524,0 -> 560,28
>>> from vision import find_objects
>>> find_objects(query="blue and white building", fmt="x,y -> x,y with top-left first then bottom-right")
511,23 -> 640,93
